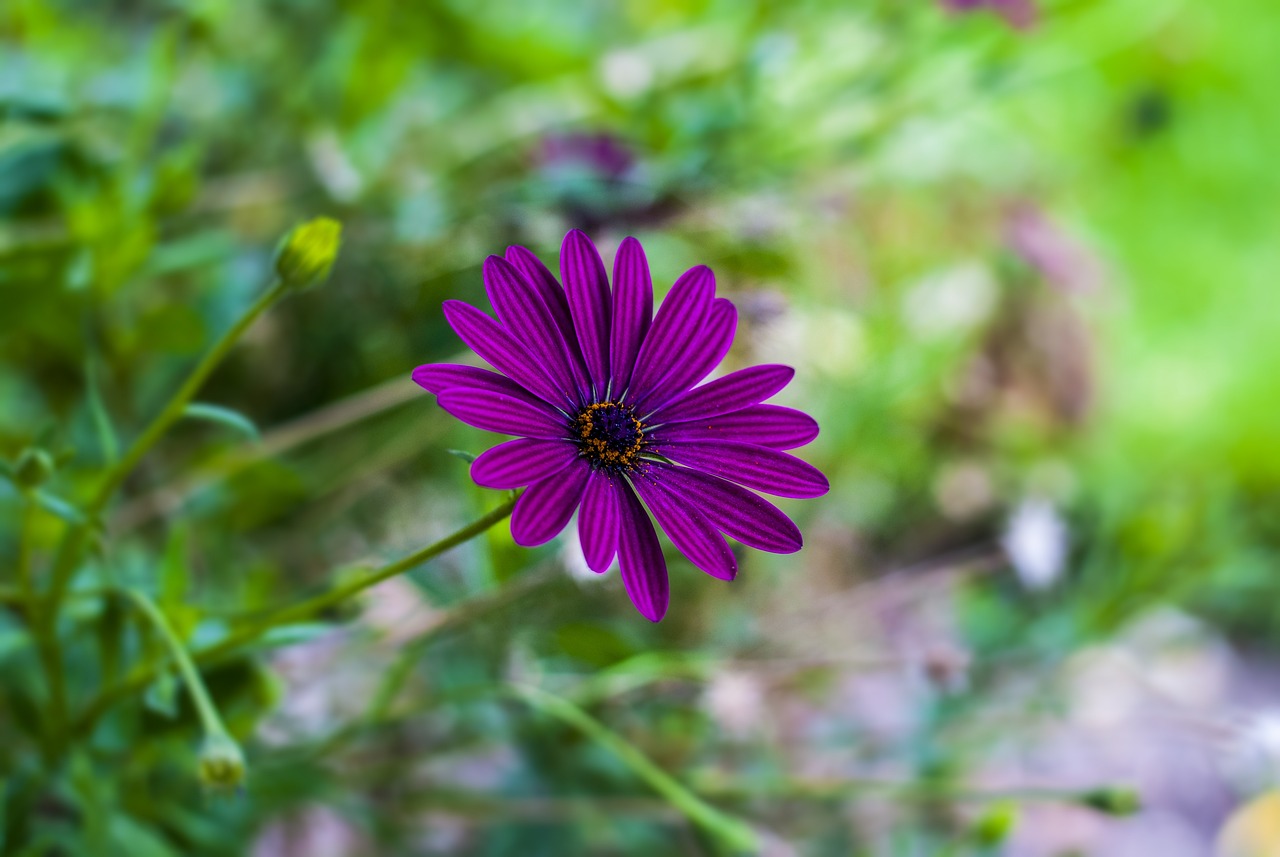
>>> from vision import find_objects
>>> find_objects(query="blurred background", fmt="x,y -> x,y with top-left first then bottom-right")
3,0 -> 1280,854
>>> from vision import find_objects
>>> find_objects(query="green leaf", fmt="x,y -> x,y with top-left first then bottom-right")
85,356 -> 118,464
0,629 -> 31,663
68,751 -> 110,854
96,595 -> 125,684
182,403 -> 260,441
256,623 -> 337,650
34,491 -> 86,524
0,132 -> 65,211
554,622 -> 636,668
0,93 -> 69,122
143,669 -> 179,719
108,816 -> 179,857
160,525 -> 190,604
447,448 -> 477,464
142,231 -> 235,277
15,826 -> 85,856
64,248 -> 93,292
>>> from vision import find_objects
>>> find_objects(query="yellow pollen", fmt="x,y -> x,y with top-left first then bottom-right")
573,402 -> 645,470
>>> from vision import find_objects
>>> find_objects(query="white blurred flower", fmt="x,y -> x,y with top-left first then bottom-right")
703,670 -> 767,739
756,307 -> 866,378
560,517 -> 616,583
306,130 -> 363,202
1002,497 -> 1069,591
901,262 -> 997,339
599,49 -> 654,98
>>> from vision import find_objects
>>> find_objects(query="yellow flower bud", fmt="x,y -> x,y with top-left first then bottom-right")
198,733 -> 246,792
275,217 -> 342,289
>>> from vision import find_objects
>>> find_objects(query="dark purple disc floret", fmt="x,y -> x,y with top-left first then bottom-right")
412,229 -> 828,621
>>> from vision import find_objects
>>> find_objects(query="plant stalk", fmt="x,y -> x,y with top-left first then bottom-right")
123,589 -> 231,742
72,496 -> 517,737
39,279 -> 289,756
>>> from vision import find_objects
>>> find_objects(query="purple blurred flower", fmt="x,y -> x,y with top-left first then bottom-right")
941,0 -> 1038,29
539,132 -> 636,181
533,132 -> 665,231
1005,202 -> 1104,293
413,230 -> 827,621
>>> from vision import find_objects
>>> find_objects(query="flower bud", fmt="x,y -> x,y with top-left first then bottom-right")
198,733 -> 246,792
12,447 -> 55,491
275,217 -> 342,289
1078,786 -> 1141,816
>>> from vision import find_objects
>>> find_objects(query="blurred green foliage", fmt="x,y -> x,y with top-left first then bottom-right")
2,0 -> 1279,854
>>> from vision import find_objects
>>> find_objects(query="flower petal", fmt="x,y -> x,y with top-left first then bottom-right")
470,438 -> 581,489
652,440 -> 829,499
510,460 -> 590,546
412,363 -> 527,397
578,470 -> 621,572
625,265 -> 715,402
609,237 -> 653,394
504,246 -> 575,345
615,480 -> 670,622
637,298 -> 736,410
631,471 -> 737,580
436,388 -> 568,440
641,462 -> 802,553
442,300 -> 565,405
648,404 -> 819,450
650,364 -> 794,424
560,229 -> 612,393
505,244 -> 593,396
484,255 -> 580,407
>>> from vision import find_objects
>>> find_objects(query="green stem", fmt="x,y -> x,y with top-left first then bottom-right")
257,564 -> 560,766
17,496 -> 36,603
695,777 -> 1111,806
123,589 -> 230,741
0,586 -> 111,607
72,496 -> 518,737
45,279 -> 289,607
205,495 -> 518,656
510,683 -> 759,854
39,279 -> 289,756
17,496 -> 61,766
395,790 -> 680,822
90,279 -> 289,514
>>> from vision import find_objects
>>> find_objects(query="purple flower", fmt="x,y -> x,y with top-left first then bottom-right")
413,230 -> 828,621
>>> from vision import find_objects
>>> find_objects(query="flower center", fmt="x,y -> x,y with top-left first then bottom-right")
572,401 -> 645,471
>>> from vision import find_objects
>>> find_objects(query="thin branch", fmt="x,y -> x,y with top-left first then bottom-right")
72,496 -> 520,737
